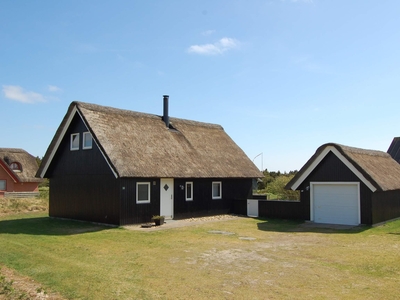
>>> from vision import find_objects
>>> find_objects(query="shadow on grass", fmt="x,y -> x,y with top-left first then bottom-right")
255,218 -> 370,234
0,217 -> 111,236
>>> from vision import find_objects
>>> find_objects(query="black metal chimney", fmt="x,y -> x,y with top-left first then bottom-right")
163,95 -> 169,128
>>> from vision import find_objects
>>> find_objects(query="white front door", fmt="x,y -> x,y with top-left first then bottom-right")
160,178 -> 174,219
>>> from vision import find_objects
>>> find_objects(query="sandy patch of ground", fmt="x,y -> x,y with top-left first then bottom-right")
0,266 -> 64,300
125,214 -> 241,231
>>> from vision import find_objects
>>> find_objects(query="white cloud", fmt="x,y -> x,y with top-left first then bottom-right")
202,30 -> 216,36
219,37 -> 238,49
2,85 -> 47,104
187,37 -> 240,55
188,44 -> 221,55
48,85 -> 62,92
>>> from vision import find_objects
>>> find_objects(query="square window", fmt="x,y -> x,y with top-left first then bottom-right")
136,182 -> 150,203
70,133 -> 80,151
83,132 -> 92,149
212,181 -> 222,199
186,182 -> 193,201
0,180 -> 6,191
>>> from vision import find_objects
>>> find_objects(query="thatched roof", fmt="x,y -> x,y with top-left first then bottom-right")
0,148 -> 42,183
38,101 -> 262,179
286,143 -> 400,192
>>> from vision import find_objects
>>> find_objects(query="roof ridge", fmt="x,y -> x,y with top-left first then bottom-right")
323,143 -> 389,157
0,148 -> 28,153
74,101 -> 222,129
74,101 -> 159,118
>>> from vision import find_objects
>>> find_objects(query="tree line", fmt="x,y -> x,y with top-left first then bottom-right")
256,169 -> 300,200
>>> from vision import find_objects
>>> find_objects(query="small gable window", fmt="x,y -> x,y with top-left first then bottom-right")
0,180 -> 6,191
212,181 -> 222,200
70,133 -> 80,151
136,182 -> 151,204
186,182 -> 193,201
10,162 -> 22,172
83,132 -> 92,149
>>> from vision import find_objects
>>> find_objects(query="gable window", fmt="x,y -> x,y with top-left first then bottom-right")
185,182 -> 193,201
0,180 -> 6,191
136,182 -> 151,203
212,181 -> 222,199
83,132 -> 93,149
10,162 -> 22,172
70,133 -> 80,151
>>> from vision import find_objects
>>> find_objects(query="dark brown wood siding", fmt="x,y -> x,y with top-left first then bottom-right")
47,114 -> 120,225
387,138 -> 400,164
372,190 -> 400,224
232,199 -> 248,215
297,151 -> 373,225
232,195 -> 309,220
119,178 -> 160,225
258,199 -> 309,220
173,178 -> 253,219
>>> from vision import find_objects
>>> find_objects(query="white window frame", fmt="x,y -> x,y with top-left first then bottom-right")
70,133 -> 80,151
83,132 -> 93,150
185,182 -> 193,201
0,180 -> 6,191
212,181 -> 222,199
136,182 -> 151,204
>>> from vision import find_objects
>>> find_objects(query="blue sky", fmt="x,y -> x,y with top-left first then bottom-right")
1,0 -> 400,172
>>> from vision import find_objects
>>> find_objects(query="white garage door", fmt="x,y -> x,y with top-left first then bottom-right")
313,183 -> 359,225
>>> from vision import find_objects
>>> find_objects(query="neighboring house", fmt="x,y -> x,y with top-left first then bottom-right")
0,148 -> 42,198
36,96 -> 262,225
285,143 -> 400,226
387,137 -> 400,164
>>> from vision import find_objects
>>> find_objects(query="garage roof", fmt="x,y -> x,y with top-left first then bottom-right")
286,143 -> 400,192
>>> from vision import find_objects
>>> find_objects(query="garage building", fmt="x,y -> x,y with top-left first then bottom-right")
286,143 -> 400,225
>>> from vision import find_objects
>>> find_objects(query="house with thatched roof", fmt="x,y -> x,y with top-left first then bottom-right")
36,96 -> 262,225
285,143 -> 400,225
0,148 -> 42,198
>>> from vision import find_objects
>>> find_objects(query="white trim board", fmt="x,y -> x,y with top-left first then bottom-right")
289,146 -> 376,192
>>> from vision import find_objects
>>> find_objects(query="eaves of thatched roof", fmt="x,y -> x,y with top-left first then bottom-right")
286,143 -> 400,192
0,148 -> 42,183
38,101 -> 262,179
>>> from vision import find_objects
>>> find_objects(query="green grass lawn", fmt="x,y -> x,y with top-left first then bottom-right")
1,212 -> 400,299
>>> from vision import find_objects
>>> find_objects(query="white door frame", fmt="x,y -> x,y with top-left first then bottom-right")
160,178 -> 174,219
310,182 -> 360,224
